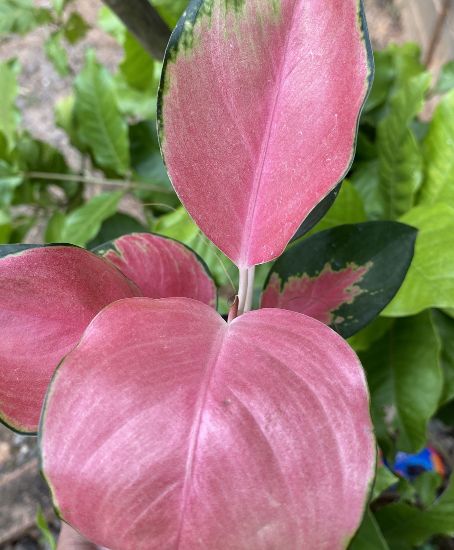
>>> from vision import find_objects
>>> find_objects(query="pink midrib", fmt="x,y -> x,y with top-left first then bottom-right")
239,0 -> 300,267
174,323 -> 229,549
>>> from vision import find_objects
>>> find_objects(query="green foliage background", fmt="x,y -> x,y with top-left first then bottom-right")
1,1 -> 454,548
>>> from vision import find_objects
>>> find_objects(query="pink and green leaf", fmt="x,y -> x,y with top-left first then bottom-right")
93,232 -> 217,307
261,222 -> 417,338
158,0 -> 373,267
0,245 -> 140,434
40,298 -> 375,549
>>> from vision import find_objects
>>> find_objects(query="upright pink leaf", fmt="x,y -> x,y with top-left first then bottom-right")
41,298 -> 375,549
0,246 -> 139,434
158,0 -> 373,267
94,233 -> 216,307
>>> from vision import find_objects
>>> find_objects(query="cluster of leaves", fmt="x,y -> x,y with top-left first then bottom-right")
0,0 -> 453,548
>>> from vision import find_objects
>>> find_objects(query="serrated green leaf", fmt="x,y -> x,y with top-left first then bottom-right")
120,32 -> 155,92
384,204 -> 454,316
376,476 -> 454,548
45,31 -> 69,77
60,191 -> 123,246
75,51 -> 129,175
418,89 -> 454,207
377,72 -> 431,219
349,509 -> 389,550
0,60 -> 20,148
0,0 -> 52,35
436,60 -> 454,94
361,312 -> 442,454
432,309 -> 454,406
64,12 -> 89,44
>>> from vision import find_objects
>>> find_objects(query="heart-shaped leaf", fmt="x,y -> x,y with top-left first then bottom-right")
0,245 -> 140,434
261,222 -> 417,338
158,0 -> 373,267
41,298 -> 375,549
94,233 -> 217,306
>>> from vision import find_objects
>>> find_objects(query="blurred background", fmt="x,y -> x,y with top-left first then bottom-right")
0,0 -> 454,548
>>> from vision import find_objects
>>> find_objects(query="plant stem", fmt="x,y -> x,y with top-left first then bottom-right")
101,0 -> 171,60
237,267 -> 248,314
25,172 -> 174,194
244,266 -> 256,313
425,0 -> 451,67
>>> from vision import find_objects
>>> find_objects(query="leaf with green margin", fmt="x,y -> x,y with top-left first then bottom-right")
74,51 -> 130,175
151,0 -> 187,28
383,204 -> 454,316
360,311 -> 442,454
418,89 -> 454,207
261,222 -> 417,339
349,508 -> 389,550
431,309 -> 454,406
0,0 -> 52,35
45,31 -> 69,76
0,60 -> 20,148
0,161 -> 22,207
436,60 -> 454,94
87,213 -> 147,249
59,191 -> 123,246
376,476 -> 454,548
120,32 -> 156,91
64,12 -> 90,44
377,72 -> 431,219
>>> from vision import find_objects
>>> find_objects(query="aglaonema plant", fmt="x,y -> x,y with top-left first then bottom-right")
0,1 -> 419,548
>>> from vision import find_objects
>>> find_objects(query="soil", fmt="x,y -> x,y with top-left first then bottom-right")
0,0 -> 450,548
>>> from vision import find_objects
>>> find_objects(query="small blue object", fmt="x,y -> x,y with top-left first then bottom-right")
392,447 -> 445,480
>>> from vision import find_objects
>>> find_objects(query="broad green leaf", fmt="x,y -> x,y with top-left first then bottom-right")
0,0 -> 52,35
349,509 -> 389,550
113,73 -> 156,119
75,51 -> 130,175
45,31 -> 69,77
0,161 -> 22,207
151,0 -> 187,28
306,180 -> 366,235
60,191 -> 123,246
436,60 -> 454,94
55,95 -> 86,152
87,213 -> 146,249
377,72 -> 431,219
384,204 -> 454,316
348,317 -> 394,353
16,134 -> 68,175
44,211 -> 66,244
64,12 -> 89,44
120,32 -> 155,92
418,89 -> 454,207
361,312 -> 442,454
413,471 -> 442,509
0,60 -> 20,148
431,309 -> 454,406
350,160 -> 384,220
376,476 -> 454,548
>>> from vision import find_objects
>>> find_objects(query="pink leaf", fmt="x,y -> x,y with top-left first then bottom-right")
95,233 -> 216,307
158,0 -> 373,267
41,298 -> 375,549
0,246 -> 140,434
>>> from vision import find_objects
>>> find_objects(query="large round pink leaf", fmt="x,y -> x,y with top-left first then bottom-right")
0,246 -> 140,434
94,233 -> 216,307
158,0 -> 373,267
41,298 -> 375,549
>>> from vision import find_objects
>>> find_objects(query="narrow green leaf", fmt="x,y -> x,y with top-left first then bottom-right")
349,508 -> 389,550
376,476 -> 454,548
419,89 -> 454,207
361,312 -> 442,453
432,309 -> 454,406
0,60 -> 20,148
384,204 -> 454,316
75,51 -> 130,175
36,506 -> 56,550
436,60 -> 454,94
63,12 -> 89,44
45,31 -> 69,77
60,191 -> 123,246
377,72 -> 431,219
120,32 -> 155,92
